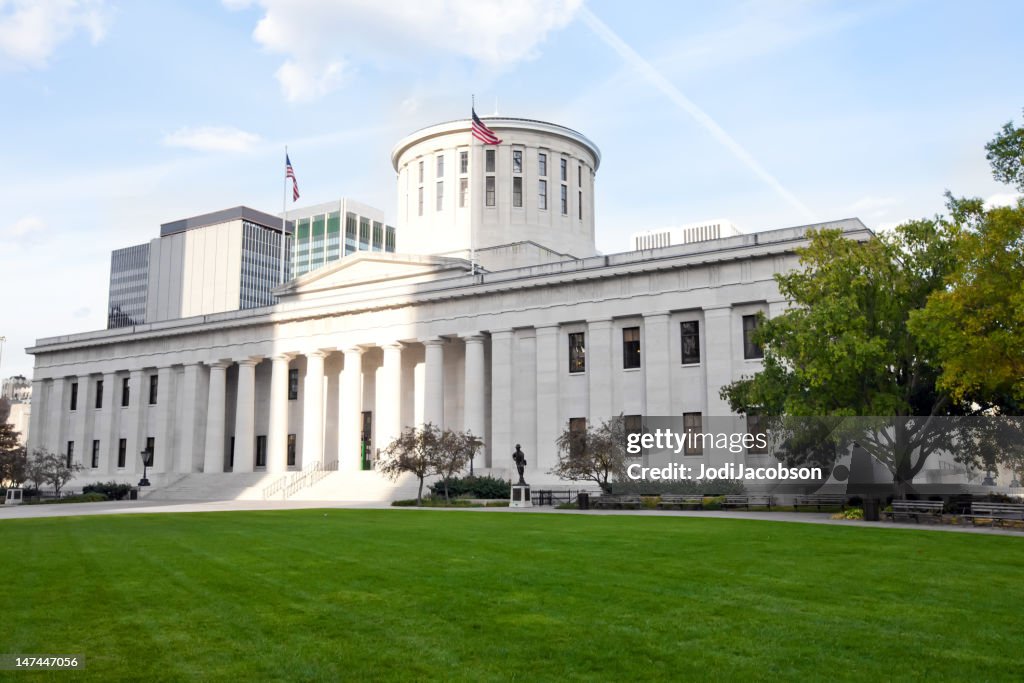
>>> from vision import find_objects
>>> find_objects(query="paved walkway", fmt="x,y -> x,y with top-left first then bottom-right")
2,498 -> 1022,536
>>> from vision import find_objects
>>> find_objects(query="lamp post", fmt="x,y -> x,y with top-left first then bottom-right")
139,448 -> 153,487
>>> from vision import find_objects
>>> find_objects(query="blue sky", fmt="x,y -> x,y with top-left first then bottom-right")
1,0 -> 1022,379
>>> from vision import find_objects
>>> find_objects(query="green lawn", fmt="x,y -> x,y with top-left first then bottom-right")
1,510 -> 1022,681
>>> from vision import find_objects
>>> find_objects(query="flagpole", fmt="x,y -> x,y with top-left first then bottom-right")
470,95 -> 476,276
280,146 -> 287,286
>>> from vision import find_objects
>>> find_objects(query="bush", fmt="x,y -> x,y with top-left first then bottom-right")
41,492 -> 109,505
428,475 -> 511,499
83,481 -> 134,501
703,495 -> 726,510
610,479 -> 746,496
832,508 -> 864,520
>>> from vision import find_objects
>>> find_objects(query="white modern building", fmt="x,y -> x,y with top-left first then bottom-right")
288,199 -> 397,278
26,115 -> 872,501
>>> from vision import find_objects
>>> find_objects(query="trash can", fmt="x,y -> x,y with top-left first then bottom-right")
863,497 -> 879,521
577,492 -> 590,510
128,489 -> 138,501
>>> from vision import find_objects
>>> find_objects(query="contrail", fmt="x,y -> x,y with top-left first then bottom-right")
579,7 -> 818,223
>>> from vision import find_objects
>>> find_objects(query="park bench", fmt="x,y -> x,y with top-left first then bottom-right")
592,495 -> 643,510
722,494 -> 772,510
794,494 -> 846,511
886,499 -> 944,523
964,502 -> 1024,528
656,494 -> 704,510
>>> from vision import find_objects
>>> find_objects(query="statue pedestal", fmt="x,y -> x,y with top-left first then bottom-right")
510,484 -> 532,508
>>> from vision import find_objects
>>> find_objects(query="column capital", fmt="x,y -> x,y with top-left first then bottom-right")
270,353 -> 296,363
534,324 -> 559,335
206,359 -> 233,370
489,328 -> 514,338
380,341 -> 406,351
461,334 -> 486,344
422,337 -> 448,347
304,348 -> 331,359
703,305 -> 732,314
342,346 -> 364,357
643,311 -> 671,320
236,357 -> 262,368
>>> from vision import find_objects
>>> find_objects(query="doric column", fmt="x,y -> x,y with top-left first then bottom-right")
26,379 -> 47,454
176,364 -> 203,474
534,325 -> 559,473
203,361 -> 230,473
587,319 -> 613,422
643,312 -> 672,416
267,354 -> 293,474
462,335 -> 486,470
152,366 -> 174,473
489,329 -> 514,470
123,369 -> 145,474
703,306 -> 733,416
339,347 -> 364,470
376,343 -> 403,457
422,338 -> 446,428
98,371 -> 117,474
303,350 -> 327,469
71,374 -> 90,467
233,358 -> 259,473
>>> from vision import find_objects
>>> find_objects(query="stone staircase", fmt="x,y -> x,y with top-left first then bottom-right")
289,470 -> 424,503
142,472 -> 275,501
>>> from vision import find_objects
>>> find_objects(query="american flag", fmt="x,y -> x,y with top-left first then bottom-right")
286,154 -> 300,201
471,109 -> 501,145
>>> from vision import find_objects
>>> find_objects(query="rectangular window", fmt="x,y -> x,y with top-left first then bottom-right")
485,176 -> 495,207
95,379 -> 104,409
512,177 -> 522,208
436,181 -> 443,211
288,368 -> 299,401
683,412 -> 703,455
624,415 -> 643,456
485,149 -> 495,173
743,314 -> 763,359
459,150 -> 468,174
66,441 -> 74,468
91,440 -> 100,468
436,154 -> 444,178
539,179 -> 547,210
623,327 -> 641,369
560,157 -> 567,181
681,321 -> 700,364
121,376 -> 130,407
560,185 -> 568,215
568,332 -> 586,373
568,417 -> 587,457
538,152 -> 547,177
117,438 -> 127,468
70,382 -> 78,411
578,190 -> 582,219
417,186 -> 424,216
145,437 -> 155,465
512,149 -> 522,173
148,375 -> 158,405
256,435 -> 267,468
418,160 -> 424,183
747,415 -> 768,454
229,437 -> 235,469
287,434 -> 296,467
459,178 -> 468,208
578,164 -> 582,186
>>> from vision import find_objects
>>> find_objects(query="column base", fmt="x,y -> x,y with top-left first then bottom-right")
510,484 -> 533,508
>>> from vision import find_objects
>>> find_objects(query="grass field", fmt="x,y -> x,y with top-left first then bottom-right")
1,510 -> 1022,681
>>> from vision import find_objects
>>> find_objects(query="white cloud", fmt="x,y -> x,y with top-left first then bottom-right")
984,192 -> 1022,210
0,0 -> 111,69
4,215 -> 46,237
163,126 -> 262,153
236,0 -> 583,101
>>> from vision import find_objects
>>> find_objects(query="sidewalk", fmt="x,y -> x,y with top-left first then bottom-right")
2,497 -> 1022,536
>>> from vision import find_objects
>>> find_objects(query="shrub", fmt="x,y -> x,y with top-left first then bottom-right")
83,481 -> 134,500
703,495 -> 726,510
41,492 -> 109,505
428,475 -> 510,499
831,508 -> 864,520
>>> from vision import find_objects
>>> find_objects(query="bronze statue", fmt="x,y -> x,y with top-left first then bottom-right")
513,444 -> 527,485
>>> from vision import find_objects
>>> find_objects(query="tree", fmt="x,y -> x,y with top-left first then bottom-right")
909,196 -> 1024,408
550,415 -> 628,493
985,109 -> 1024,191
0,423 -> 27,487
28,449 -> 82,497
378,424 -> 480,505
720,222 -> 963,497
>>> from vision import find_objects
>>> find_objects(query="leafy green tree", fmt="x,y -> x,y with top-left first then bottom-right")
985,109 -> 1024,191
0,424 -> 27,487
550,415 -> 628,493
28,448 -> 82,497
